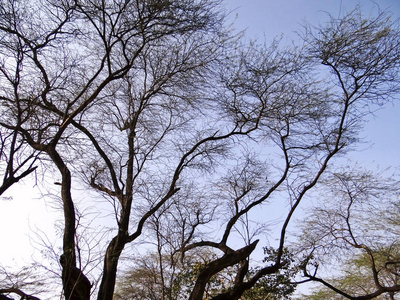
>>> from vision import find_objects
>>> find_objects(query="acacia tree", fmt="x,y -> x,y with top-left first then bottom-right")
114,246 -> 297,300
0,265 -> 49,300
302,248 -> 400,300
0,25 -> 38,196
97,6 -> 400,300
0,0 -> 229,299
180,8 -> 400,300
0,127 -> 38,196
0,2 -> 400,300
296,167 -> 400,299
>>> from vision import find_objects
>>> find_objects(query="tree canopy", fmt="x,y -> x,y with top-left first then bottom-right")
0,1 -> 399,299
296,167 -> 400,299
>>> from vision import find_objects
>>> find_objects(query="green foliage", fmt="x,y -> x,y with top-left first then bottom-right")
115,247 -> 298,300
114,251 -> 223,300
304,247 -> 400,299
241,247 -> 297,300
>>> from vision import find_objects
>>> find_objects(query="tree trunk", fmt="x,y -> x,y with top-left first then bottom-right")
48,147 -> 91,300
97,234 -> 127,300
189,241 -> 258,300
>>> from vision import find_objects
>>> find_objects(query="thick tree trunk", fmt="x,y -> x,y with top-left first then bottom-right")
96,129 -> 136,300
189,241 -> 258,300
97,235 -> 127,300
48,147 -> 91,300
60,259 -> 92,300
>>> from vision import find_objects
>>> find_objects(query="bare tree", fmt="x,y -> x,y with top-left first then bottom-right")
0,126 -> 38,196
0,0 -> 230,299
0,2 -> 399,300
0,264 -> 50,300
0,7 -> 39,195
179,8 -> 400,299
108,6 -> 400,300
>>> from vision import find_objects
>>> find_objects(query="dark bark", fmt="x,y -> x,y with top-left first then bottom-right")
96,132 -> 134,300
211,263 -> 282,300
0,289 -> 40,300
60,254 -> 92,300
0,166 -> 37,195
189,240 -> 258,300
97,235 -> 127,300
47,146 -> 91,300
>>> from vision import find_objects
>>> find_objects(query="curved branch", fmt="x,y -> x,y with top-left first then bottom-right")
189,240 -> 259,300
302,266 -> 400,300
0,288 -> 41,300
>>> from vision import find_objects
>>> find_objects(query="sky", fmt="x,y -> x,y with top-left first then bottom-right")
223,0 -> 400,168
221,0 -> 400,294
0,0 -> 400,296
224,0 -> 400,39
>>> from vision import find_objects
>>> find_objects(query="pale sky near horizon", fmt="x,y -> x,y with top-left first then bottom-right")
0,0 -> 399,295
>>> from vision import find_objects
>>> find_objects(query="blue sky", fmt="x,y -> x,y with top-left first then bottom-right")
224,0 -> 400,39
223,0 -> 400,167
0,0 -> 399,296
222,0 -> 400,294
